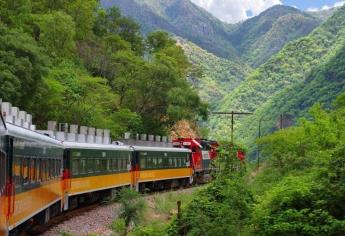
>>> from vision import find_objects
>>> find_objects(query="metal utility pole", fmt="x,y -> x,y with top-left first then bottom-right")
213,111 -> 253,144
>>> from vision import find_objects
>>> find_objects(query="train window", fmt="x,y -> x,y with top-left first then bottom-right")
44,159 -> 48,180
145,157 -> 150,169
14,155 -> 22,187
51,159 -> 55,178
0,150 -> 5,194
87,159 -> 94,174
55,159 -> 59,177
22,158 -> 29,184
106,159 -> 111,172
122,159 -> 126,170
140,158 -> 146,169
48,159 -> 53,179
111,159 -> 116,172
53,159 -> 57,177
95,159 -> 101,172
36,159 -> 41,182
101,159 -> 107,172
119,159 -> 123,171
40,160 -> 44,181
72,159 -> 79,176
153,157 -> 157,167
80,159 -> 86,174
158,158 -> 163,168
30,159 -> 36,183
40,159 -> 46,182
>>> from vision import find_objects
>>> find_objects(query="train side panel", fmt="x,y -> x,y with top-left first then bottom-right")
138,168 -> 192,183
0,119 -> 8,236
8,180 -> 62,230
69,172 -> 132,196
5,124 -> 64,233
135,148 -> 192,189
65,147 -> 133,198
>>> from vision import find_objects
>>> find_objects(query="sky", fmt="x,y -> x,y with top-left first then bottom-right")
190,0 -> 345,23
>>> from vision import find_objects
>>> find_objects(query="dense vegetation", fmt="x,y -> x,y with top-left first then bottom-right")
168,93 -> 345,235
101,0 -> 238,59
212,5 -> 345,152
105,1 -> 322,67
0,0 -> 207,137
177,38 -> 252,107
229,5 -> 320,67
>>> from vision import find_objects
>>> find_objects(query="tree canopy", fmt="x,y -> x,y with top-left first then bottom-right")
0,0 -> 207,137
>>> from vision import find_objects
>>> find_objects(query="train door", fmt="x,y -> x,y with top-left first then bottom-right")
0,114 -> 8,236
62,149 -> 71,211
131,150 -> 139,191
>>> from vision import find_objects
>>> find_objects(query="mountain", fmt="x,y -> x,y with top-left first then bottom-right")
309,7 -> 338,21
177,38 -> 252,107
101,0 -> 238,59
230,5 -> 321,67
101,1 -> 321,67
214,5 -> 345,150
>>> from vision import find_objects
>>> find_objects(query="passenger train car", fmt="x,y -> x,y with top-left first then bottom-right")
133,146 -> 192,191
0,114 -> 64,236
0,112 -> 196,235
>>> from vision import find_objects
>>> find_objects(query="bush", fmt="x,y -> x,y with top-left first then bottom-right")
168,143 -> 253,236
111,218 -> 127,236
118,188 -> 146,227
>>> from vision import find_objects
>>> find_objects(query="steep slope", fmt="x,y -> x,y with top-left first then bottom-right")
265,44 -> 345,122
229,5 -> 321,67
213,6 -> 345,143
309,8 -> 338,22
101,0 -> 237,59
101,1 -> 322,67
177,38 -> 252,107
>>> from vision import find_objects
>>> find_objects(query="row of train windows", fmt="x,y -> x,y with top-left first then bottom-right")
0,151 -> 6,194
72,158 -> 130,176
13,156 -> 62,187
139,156 -> 189,169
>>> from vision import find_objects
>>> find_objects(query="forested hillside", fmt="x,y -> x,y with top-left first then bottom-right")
168,94 -> 345,235
104,1 -> 322,66
101,0 -> 238,59
0,0 -> 207,137
230,5 -> 320,67
177,38 -> 252,107
213,5 -> 345,149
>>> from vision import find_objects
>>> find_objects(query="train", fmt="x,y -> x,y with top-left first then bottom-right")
0,102 -> 218,235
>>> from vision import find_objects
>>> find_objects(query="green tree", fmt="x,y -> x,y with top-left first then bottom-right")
146,31 -> 175,53
0,25 -> 48,108
118,188 -> 146,228
66,0 -> 98,40
34,11 -> 76,57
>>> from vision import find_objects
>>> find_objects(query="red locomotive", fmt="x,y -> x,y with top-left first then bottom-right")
172,138 -> 218,182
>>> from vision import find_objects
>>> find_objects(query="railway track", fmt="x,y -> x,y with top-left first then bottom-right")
20,185 -> 201,236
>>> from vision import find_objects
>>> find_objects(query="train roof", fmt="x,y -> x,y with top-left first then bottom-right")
132,146 -> 191,153
5,122 -> 63,147
63,141 -> 133,151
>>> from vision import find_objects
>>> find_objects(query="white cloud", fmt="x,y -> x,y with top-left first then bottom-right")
306,7 -> 319,12
334,1 -> 345,7
306,1 -> 345,12
190,0 -> 282,23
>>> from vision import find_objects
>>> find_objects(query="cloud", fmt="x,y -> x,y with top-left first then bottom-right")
306,1 -> 345,12
190,0 -> 282,23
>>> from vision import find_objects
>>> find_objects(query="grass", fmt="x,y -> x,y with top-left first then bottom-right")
109,188 -> 199,235
153,191 -> 194,214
